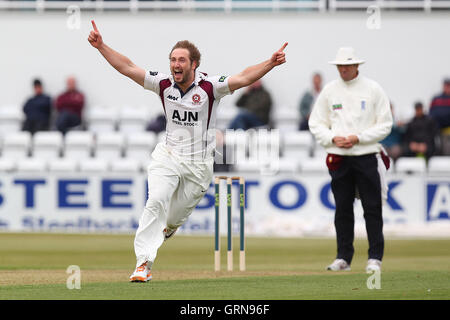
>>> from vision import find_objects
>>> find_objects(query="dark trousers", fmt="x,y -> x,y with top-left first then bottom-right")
23,118 -> 49,134
56,111 -> 81,134
328,153 -> 384,265
228,110 -> 266,130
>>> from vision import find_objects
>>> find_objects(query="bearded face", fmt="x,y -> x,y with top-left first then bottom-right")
170,48 -> 197,86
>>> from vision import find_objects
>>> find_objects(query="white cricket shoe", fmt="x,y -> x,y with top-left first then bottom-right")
164,227 -> 178,241
326,259 -> 351,271
366,259 -> 382,273
129,262 -> 152,282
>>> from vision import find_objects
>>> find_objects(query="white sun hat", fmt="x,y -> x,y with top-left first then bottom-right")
328,47 -> 365,65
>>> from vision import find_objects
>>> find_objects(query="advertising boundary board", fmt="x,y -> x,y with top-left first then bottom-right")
0,172 -> 449,237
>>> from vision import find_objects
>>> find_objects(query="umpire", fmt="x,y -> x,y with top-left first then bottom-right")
309,47 -> 393,272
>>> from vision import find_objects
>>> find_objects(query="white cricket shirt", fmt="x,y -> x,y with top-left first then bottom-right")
144,70 -> 232,161
309,74 -> 393,156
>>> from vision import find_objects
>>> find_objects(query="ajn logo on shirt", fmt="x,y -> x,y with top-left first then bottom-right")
172,110 -> 198,122
332,104 -> 343,110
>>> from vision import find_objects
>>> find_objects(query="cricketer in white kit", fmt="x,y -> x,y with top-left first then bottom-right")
88,20 -> 288,282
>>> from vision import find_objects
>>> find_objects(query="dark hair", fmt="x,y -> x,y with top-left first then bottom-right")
33,79 -> 42,87
169,40 -> 201,69
414,102 -> 424,109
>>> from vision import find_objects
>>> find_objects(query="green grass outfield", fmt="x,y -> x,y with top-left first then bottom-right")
0,233 -> 449,300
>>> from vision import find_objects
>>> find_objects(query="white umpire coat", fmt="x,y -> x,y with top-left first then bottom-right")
308,74 -> 393,156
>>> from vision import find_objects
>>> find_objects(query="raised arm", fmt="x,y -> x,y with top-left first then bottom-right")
228,42 -> 288,92
88,20 -> 145,87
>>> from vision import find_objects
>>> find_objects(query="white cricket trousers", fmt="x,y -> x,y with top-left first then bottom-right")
134,143 -> 213,268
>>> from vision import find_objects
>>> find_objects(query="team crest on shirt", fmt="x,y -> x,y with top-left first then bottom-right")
192,94 -> 201,105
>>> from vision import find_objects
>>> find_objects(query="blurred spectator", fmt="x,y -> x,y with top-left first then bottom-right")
299,72 -> 322,131
380,103 -> 406,161
55,76 -> 85,134
228,80 -> 272,130
147,114 -> 166,133
429,78 -> 450,129
403,102 -> 439,159
429,78 -> 450,155
22,78 -> 52,134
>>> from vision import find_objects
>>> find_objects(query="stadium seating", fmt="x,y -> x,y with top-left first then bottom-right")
311,138 -> 327,159
2,122 -> 450,175
86,106 -> 117,133
395,157 -> 427,174
79,158 -> 109,172
276,157 -> 300,173
234,157 -> 299,174
48,158 -> 78,172
125,131 -> 156,164
110,158 -> 141,173
216,105 -> 239,130
0,158 -> 16,172
281,130 -> 313,160
272,108 -> 299,133
0,106 -> 23,134
1,131 -> 31,161
300,157 -> 328,173
95,132 -> 125,160
118,106 -> 150,133
64,131 -> 94,160
233,159 -> 265,173
17,157 -> 47,172
32,131 -> 63,160
427,156 -> 450,174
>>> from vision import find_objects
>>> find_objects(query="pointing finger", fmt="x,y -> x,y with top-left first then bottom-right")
279,42 -> 288,52
91,20 -> 99,32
